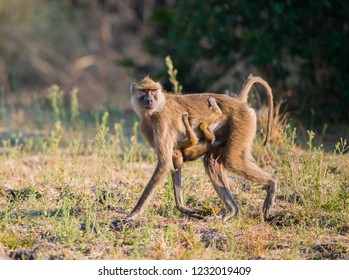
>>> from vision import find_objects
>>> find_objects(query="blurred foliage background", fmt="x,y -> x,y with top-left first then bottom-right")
0,0 -> 348,127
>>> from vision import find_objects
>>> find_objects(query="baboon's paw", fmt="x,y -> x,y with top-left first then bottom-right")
208,98 -> 217,107
222,210 -> 238,223
262,198 -> 275,220
110,218 -> 140,231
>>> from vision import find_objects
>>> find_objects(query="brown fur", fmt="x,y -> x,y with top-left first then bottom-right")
134,76 -> 162,90
128,75 -> 277,222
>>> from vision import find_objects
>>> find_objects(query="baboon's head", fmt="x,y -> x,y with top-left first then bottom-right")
130,76 -> 165,116
172,149 -> 184,171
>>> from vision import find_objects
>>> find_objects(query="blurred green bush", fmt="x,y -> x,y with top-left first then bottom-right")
147,0 -> 349,124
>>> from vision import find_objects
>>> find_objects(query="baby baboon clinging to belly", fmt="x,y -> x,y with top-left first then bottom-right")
172,97 -> 222,170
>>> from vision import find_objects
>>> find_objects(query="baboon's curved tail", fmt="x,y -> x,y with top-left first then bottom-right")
237,75 -> 274,146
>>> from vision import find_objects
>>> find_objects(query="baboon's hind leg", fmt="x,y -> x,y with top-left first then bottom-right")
177,112 -> 199,149
223,109 -> 277,219
225,158 -> 277,219
199,98 -> 222,145
204,149 -> 239,223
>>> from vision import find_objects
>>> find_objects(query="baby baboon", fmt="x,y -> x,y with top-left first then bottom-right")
128,75 -> 276,222
173,97 -> 222,170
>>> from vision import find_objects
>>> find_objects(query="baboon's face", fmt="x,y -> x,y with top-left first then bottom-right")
130,79 -> 165,116
135,88 -> 162,111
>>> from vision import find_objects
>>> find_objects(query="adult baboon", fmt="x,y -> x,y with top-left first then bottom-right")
128,75 -> 276,222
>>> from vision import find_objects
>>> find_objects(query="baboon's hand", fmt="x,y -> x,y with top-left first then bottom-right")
208,98 -> 221,113
182,111 -> 189,120
208,97 -> 217,107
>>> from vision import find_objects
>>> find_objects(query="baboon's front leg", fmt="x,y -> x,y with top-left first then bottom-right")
172,167 -> 204,219
127,160 -> 171,220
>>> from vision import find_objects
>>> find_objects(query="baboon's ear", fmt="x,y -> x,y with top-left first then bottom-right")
130,82 -> 137,94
